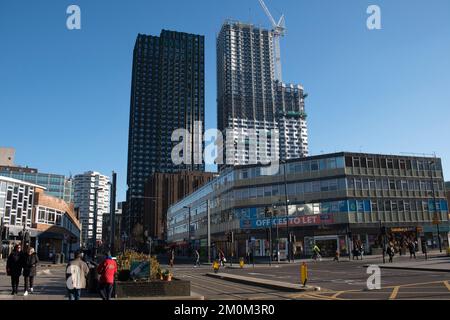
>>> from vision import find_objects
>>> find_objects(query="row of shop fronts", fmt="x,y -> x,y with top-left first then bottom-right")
167,152 -> 449,260
181,222 -> 450,259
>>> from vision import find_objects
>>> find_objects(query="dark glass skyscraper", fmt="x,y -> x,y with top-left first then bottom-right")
126,31 -> 205,239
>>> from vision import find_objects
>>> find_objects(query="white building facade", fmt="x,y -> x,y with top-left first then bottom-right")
73,171 -> 110,248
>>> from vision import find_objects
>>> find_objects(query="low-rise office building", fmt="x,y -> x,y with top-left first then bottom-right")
0,176 -> 81,260
0,165 -> 74,204
167,152 -> 449,259
33,187 -> 81,260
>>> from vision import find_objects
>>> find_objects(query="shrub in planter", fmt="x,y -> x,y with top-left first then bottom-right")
116,250 -> 161,281
118,270 -> 131,281
162,269 -> 173,281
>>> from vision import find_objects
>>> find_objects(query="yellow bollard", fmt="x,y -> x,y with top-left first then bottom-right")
239,257 -> 244,268
213,260 -> 220,273
300,262 -> 308,287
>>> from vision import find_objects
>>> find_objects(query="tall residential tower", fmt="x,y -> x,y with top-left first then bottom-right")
73,171 -> 110,247
217,20 -> 308,166
126,31 -> 205,238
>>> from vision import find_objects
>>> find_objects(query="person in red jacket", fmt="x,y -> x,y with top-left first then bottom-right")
96,251 -> 117,300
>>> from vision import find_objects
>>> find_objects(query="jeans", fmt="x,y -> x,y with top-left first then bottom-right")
11,275 -> 20,293
24,276 -> 34,292
99,283 -> 114,300
68,289 -> 81,300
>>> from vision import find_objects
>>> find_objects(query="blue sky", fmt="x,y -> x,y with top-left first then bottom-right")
1,0 -> 449,202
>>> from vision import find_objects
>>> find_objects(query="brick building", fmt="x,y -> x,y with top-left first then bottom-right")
143,171 -> 215,243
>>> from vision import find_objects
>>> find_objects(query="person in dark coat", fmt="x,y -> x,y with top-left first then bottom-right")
6,244 -> 24,295
23,247 -> 39,295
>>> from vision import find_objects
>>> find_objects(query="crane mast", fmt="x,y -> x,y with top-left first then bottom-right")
258,0 -> 286,82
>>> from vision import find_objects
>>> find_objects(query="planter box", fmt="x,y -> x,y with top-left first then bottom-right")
115,279 -> 190,298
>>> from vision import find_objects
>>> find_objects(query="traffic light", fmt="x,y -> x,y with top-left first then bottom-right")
227,232 -> 234,243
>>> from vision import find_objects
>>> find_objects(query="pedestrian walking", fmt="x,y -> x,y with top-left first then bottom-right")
387,245 -> 395,263
408,241 -> 416,259
6,244 -> 24,295
352,244 -> 360,260
96,251 -> 117,300
219,249 -> 226,266
360,244 -> 364,260
169,249 -> 175,267
65,250 -> 89,300
23,247 -> 39,296
333,250 -> 340,262
194,249 -> 200,267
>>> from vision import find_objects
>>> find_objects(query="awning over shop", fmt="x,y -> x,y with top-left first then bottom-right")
38,232 -> 64,240
6,226 -> 39,237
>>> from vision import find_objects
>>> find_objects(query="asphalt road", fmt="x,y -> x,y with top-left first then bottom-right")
170,255 -> 450,300
1,256 -> 450,300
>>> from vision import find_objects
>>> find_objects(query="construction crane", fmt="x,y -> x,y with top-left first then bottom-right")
258,0 -> 286,82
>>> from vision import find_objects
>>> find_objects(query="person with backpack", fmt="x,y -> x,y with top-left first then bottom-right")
96,251 -> 117,300
65,250 -> 89,300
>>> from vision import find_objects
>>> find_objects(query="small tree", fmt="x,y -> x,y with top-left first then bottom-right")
132,223 -> 144,247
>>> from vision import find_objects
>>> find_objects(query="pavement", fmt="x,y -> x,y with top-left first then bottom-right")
0,261 -> 204,300
206,272 -> 318,292
2,251 -> 450,300
364,256 -> 450,272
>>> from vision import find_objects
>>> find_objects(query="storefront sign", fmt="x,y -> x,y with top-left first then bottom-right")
390,227 -> 416,233
240,214 -> 334,230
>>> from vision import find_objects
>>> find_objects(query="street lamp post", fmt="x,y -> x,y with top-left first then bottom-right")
206,199 -> 211,264
184,206 -> 191,257
109,172 -> 117,256
273,204 -> 280,263
380,221 -> 385,264
282,160 -> 291,263
92,187 -> 100,259
429,160 -> 442,253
